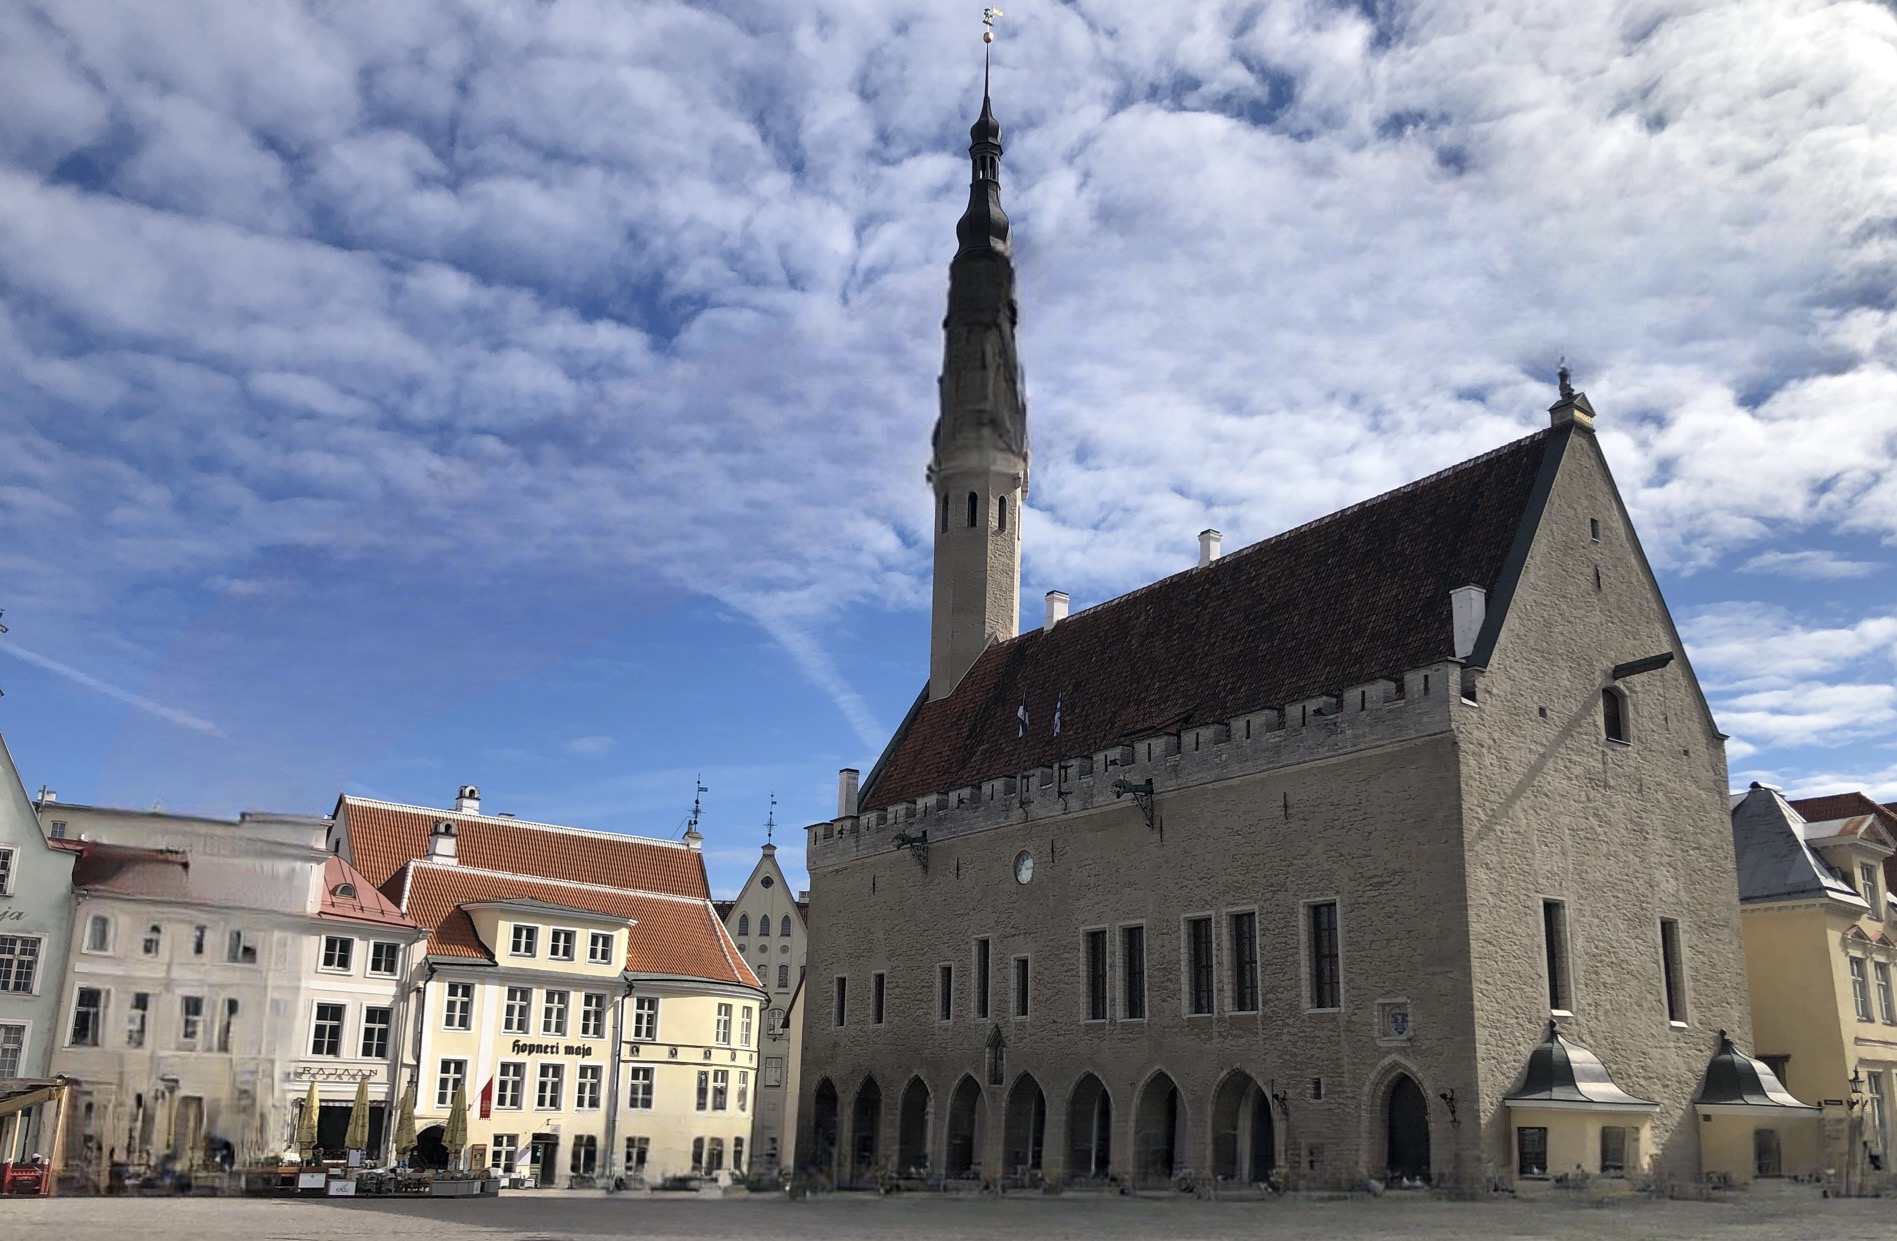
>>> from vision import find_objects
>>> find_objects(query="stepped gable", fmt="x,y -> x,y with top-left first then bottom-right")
863,428 -> 1555,812
398,862 -> 758,987
338,795 -> 709,899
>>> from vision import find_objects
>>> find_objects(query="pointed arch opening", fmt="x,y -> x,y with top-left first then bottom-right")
997,494 -> 1009,532
967,491 -> 979,528
897,1077 -> 933,1176
737,913 -> 749,937
1003,1073 -> 1046,1177
1210,1070 -> 1275,1186
1066,1073 -> 1112,1183
1134,1070 -> 1184,1184
945,1075 -> 984,1178
850,1076 -> 882,1182
808,1078 -> 840,1182
1384,1073 -> 1431,1184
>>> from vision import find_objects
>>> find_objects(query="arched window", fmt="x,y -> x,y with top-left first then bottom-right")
778,964 -> 790,988
781,915 -> 793,937
967,492 -> 979,527
759,916 -> 770,938
1602,688 -> 1627,743
142,925 -> 162,957
738,914 -> 750,937
997,495 -> 1008,532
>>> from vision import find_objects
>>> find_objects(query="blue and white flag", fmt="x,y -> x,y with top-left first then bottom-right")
1053,694 -> 1062,736
1017,702 -> 1029,737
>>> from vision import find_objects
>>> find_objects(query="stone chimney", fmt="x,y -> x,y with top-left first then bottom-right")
426,820 -> 459,864
1450,584 -> 1488,660
1043,591 -> 1069,631
1198,529 -> 1222,567
454,784 -> 480,814
837,769 -> 860,818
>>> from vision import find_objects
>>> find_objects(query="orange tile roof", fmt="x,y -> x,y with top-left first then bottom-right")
336,796 -> 709,899
319,855 -> 417,929
397,862 -> 759,988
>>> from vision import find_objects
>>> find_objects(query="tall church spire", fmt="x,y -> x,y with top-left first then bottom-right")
929,67 -> 1029,701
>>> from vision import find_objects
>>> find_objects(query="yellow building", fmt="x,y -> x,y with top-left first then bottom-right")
1728,784 -> 1893,1190
331,788 -> 765,1186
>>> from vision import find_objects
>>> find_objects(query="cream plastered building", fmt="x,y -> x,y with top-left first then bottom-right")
716,839 -> 808,1176
1729,785 -> 1897,1190
331,788 -> 765,1186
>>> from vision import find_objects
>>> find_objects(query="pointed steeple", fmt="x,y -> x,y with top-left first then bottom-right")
929,70 -> 1030,700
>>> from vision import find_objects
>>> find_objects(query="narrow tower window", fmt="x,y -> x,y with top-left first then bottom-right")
1602,689 -> 1627,743
967,492 -> 979,528
997,495 -> 1008,532
940,493 -> 949,533
1543,899 -> 1572,1012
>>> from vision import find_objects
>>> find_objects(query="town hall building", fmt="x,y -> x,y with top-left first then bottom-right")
797,81 -> 1776,1192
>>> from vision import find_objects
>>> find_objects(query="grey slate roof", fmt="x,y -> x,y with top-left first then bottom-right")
1504,1021 -> 1658,1109
1693,1030 -> 1815,1110
1729,783 -> 1864,907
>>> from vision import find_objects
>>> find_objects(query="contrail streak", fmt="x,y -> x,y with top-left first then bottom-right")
0,643 -> 227,738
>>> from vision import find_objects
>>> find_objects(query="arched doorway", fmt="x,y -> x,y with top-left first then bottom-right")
945,1075 -> 984,1177
1210,1071 -> 1274,1185
897,1077 -> 932,1175
413,1123 -> 449,1170
1134,1071 -> 1183,1183
1003,1074 -> 1045,1176
850,1077 -> 882,1182
1385,1074 -> 1431,1183
808,1079 -> 840,1181
1066,1074 -> 1112,1181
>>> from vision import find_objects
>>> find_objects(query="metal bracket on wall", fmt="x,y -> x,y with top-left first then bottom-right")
1112,779 -> 1157,835
893,828 -> 929,873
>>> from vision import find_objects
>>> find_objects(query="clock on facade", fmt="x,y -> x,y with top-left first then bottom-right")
1013,851 -> 1034,884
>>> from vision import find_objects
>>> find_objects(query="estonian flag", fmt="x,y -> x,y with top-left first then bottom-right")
1017,702 -> 1029,737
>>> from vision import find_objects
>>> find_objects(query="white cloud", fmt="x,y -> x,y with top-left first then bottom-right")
1739,549 -> 1880,579
565,735 -> 613,756
1681,603 -> 1897,752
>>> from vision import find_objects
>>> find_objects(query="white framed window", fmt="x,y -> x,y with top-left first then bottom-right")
624,1136 -> 649,1172
576,1064 -> 603,1109
70,987 -> 105,1046
496,1062 -> 525,1109
1877,962 -> 1896,1024
0,846 -> 14,896
548,928 -> 577,961
126,993 -> 149,1048
437,1058 -> 467,1107
0,935 -> 42,994
587,931 -> 614,964
542,989 -> 569,1036
1852,958 -> 1875,1022
763,1057 -> 784,1088
179,995 -> 204,1047
360,1006 -> 391,1059
84,914 -> 112,954
0,1022 -> 24,1077
627,1066 -> 654,1109
738,1069 -> 748,1112
320,935 -> 353,972
502,986 -> 531,1034
712,1068 -> 730,1110
310,1002 -> 344,1056
368,942 -> 401,977
631,995 -> 659,1041
490,1134 -> 518,1173
695,1070 -> 710,1111
580,992 -> 607,1039
715,1001 -> 733,1044
535,1063 -> 563,1109
226,929 -> 257,964
443,982 -> 474,1030
739,1005 -> 753,1047
192,925 -> 207,956
509,924 -> 538,957
141,925 -> 162,957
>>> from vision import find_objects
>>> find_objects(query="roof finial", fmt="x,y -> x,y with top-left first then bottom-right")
1557,356 -> 1573,400
686,776 -> 707,836
765,791 -> 777,843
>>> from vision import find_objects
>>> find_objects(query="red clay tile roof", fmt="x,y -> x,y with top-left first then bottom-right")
1790,793 -> 1897,833
397,862 -> 759,988
319,855 -> 417,929
337,796 -> 709,899
863,429 -> 1555,811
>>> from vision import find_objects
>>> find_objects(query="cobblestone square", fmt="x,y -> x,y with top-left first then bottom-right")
4,1192 -> 1894,1241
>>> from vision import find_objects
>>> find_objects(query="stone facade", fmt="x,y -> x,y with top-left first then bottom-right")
717,841 -> 808,1177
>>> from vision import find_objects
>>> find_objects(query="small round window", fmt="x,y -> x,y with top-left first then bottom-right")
761,875 -> 775,888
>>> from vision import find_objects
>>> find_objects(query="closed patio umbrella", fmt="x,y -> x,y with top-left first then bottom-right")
443,1083 -> 469,1170
345,1078 -> 370,1153
295,1082 -> 319,1159
393,1080 -> 418,1159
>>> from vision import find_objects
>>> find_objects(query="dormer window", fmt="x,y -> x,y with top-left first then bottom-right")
332,882 -> 357,900
549,929 -> 577,961
1862,864 -> 1882,913
510,925 -> 539,958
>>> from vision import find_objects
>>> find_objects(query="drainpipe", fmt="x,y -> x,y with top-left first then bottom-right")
602,979 -> 632,1187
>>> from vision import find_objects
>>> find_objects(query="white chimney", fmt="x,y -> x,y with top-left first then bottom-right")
1043,591 -> 1069,631
837,769 -> 860,818
426,820 -> 459,864
1198,529 -> 1222,567
1450,585 -> 1488,660
454,784 -> 480,814
35,787 -> 56,804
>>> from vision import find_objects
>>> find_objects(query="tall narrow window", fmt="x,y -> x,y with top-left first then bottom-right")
216,997 -> 238,1052
967,492 -> 979,527
781,915 -> 792,936
738,914 -> 750,937
142,925 -> 162,957
1122,926 -> 1147,1020
872,973 -> 886,1025
1308,902 -> 1340,1010
833,976 -> 847,1027
940,494 -> 949,533
1851,958 -> 1874,1022
126,993 -> 149,1048
502,987 -> 531,1034
70,987 -> 104,1046
1229,912 -> 1259,1013
535,1063 -> 563,1109
1517,1126 -> 1549,1177
778,964 -> 789,989
179,995 -> 204,1046
1543,900 -> 1572,1012
1862,864 -> 1883,914
1602,689 -> 1626,742
576,1064 -> 603,1110
1186,917 -> 1215,1015
759,916 -> 771,938
1659,918 -> 1686,1023
361,1006 -> 391,1059
938,964 -> 954,1022
1877,962 -> 1896,1024
997,495 -> 1009,532
975,938 -> 991,1020
1013,956 -> 1030,1018
438,1058 -> 468,1108
581,992 -> 607,1039
715,1002 -> 733,1044
85,915 -> 111,953
631,996 -> 659,1041
1084,930 -> 1108,1021
542,989 -> 569,1036
444,982 -> 474,1030
712,1068 -> 730,1110
496,1062 -> 525,1109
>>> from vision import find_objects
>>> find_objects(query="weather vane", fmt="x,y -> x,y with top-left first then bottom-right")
687,777 -> 708,834
765,792 -> 777,843
983,7 -> 1002,43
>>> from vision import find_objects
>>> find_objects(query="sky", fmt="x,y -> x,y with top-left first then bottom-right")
2,0 -> 1895,898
